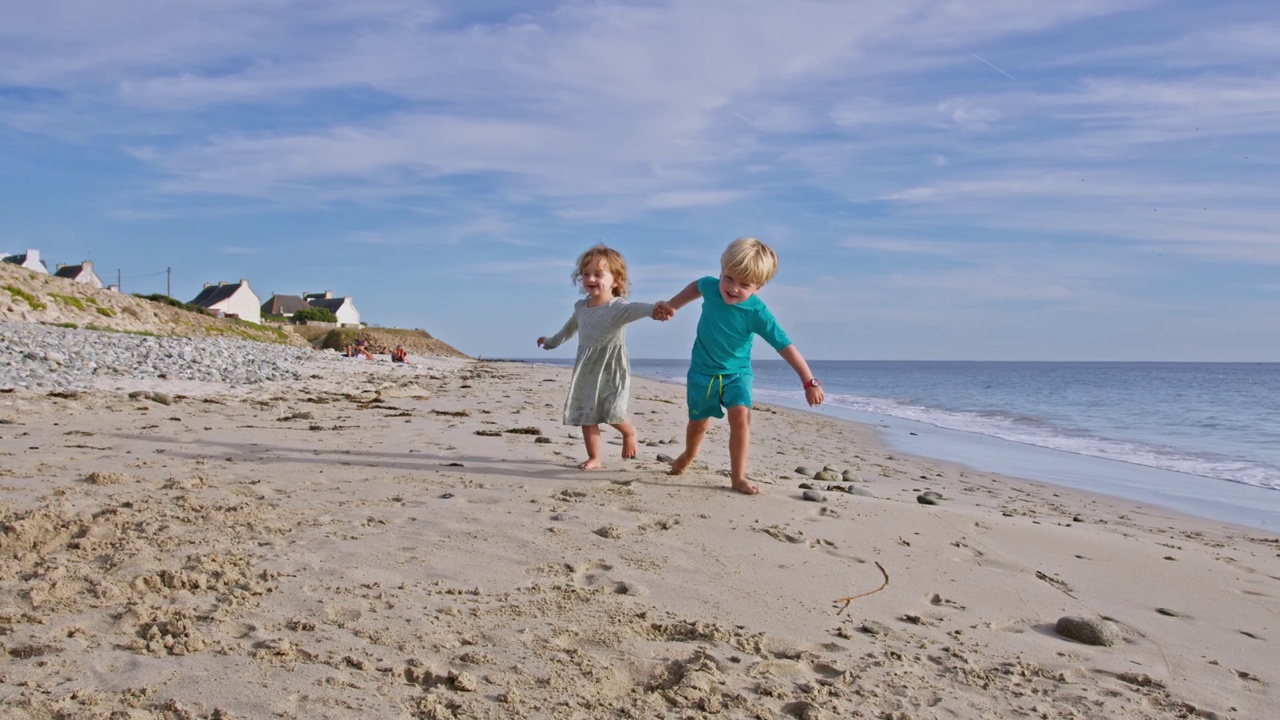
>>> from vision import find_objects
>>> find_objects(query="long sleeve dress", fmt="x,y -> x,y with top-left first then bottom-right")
542,297 -> 655,426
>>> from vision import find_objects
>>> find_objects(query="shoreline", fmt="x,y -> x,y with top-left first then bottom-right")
518,357 -> 1280,534
2,359 -> 1276,718
776,395 -> 1280,535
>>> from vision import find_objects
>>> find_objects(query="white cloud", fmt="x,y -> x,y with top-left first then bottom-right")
645,190 -> 745,209
5,0 -> 1278,359
222,245 -> 264,256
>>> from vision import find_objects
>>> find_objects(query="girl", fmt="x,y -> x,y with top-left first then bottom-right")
538,245 -> 671,469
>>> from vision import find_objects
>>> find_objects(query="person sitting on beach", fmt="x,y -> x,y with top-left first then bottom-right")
654,237 -> 823,495
390,345 -> 408,363
346,339 -> 374,360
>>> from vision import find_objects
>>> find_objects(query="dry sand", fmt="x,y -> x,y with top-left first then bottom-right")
1,359 -> 1276,719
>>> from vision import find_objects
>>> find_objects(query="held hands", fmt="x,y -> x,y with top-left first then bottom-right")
652,301 -> 675,321
536,336 -> 548,348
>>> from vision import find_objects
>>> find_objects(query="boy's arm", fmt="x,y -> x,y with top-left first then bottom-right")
665,281 -> 702,310
778,344 -> 824,406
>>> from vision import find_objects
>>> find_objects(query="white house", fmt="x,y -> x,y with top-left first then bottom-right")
189,279 -> 262,324
54,260 -> 104,288
303,290 -> 362,327
1,249 -> 49,274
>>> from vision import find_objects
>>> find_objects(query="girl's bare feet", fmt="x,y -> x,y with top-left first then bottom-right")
730,478 -> 760,495
668,452 -> 693,475
578,458 -> 605,470
621,433 -> 638,459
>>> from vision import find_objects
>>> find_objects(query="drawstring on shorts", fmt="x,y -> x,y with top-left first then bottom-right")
705,374 -> 724,401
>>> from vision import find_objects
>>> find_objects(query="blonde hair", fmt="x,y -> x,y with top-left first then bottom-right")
720,237 -> 777,287
571,244 -> 630,297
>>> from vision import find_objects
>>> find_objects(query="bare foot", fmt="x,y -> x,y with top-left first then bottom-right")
578,458 -> 605,470
668,452 -> 693,475
621,434 -> 638,460
730,478 -> 760,495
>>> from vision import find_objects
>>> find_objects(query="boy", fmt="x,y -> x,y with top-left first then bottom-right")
655,237 -> 824,494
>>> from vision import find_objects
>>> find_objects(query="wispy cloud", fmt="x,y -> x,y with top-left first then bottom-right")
3,0 -> 1276,359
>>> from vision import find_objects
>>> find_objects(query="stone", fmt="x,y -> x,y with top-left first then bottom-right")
860,620 -> 893,636
917,491 -> 943,505
801,489 -> 826,502
1055,616 -> 1123,646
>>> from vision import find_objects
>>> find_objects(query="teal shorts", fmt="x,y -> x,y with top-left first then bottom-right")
686,371 -> 752,420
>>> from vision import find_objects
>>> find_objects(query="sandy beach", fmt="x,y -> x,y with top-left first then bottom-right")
1,358 -> 1277,719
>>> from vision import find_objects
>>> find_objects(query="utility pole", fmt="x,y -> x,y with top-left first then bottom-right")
167,267 -> 172,298
117,268 -> 122,293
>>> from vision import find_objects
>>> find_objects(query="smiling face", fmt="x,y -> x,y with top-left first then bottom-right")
580,257 -> 618,304
571,245 -> 629,302
718,272 -> 760,305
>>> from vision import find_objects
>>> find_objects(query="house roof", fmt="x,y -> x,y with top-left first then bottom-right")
54,263 -> 88,280
2,252 -> 48,271
190,282 -> 243,307
308,296 -> 348,312
261,294 -> 311,315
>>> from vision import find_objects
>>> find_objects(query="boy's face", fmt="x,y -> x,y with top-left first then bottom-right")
718,272 -> 760,305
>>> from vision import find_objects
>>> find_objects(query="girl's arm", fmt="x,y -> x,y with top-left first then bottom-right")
778,344 -> 824,406
538,313 -> 579,350
615,300 -> 659,326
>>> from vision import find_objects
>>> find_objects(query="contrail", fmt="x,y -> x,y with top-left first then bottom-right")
963,48 -> 1017,81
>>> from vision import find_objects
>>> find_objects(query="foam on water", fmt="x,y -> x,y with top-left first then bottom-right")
761,389 -> 1280,492
525,357 -> 1280,530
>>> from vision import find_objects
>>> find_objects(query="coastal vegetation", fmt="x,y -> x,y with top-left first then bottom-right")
3,284 -> 47,310
291,307 -> 339,323
2,262 -> 466,356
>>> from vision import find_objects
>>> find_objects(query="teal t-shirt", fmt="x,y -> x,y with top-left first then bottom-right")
690,276 -> 792,375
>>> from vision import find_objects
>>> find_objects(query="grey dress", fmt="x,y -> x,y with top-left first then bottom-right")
542,297 -> 655,426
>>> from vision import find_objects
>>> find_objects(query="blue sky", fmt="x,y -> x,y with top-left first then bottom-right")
2,0 -> 1277,361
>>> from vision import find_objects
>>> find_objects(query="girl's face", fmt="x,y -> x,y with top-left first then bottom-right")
580,258 -> 618,304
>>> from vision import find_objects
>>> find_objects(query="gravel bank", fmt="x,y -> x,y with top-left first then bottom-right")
1,321 -> 468,394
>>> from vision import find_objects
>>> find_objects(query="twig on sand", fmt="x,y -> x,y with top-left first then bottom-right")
833,561 -> 889,615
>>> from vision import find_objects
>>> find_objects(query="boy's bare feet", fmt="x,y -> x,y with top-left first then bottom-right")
578,458 -> 605,470
621,434 -> 638,459
668,452 -> 693,475
730,478 -> 760,495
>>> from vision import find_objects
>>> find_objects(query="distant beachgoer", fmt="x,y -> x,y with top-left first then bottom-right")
346,339 -> 373,360
654,237 -> 823,495
538,244 -> 673,470
390,345 -> 408,363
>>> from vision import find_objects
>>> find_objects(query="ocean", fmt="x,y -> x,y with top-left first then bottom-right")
529,358 -> 1280,532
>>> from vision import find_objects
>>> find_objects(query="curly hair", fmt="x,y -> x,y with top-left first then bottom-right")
571,244 -> 630,297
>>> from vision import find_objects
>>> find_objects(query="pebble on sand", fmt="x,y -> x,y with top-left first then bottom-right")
1055,616 -> 1123,646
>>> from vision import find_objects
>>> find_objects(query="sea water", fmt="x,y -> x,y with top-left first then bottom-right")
530,358 -> 1280,532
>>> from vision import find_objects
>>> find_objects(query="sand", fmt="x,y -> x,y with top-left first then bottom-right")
1,359 -> 1276,719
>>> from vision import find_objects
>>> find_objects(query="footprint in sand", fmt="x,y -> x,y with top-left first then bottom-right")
570,560 -> 645,595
